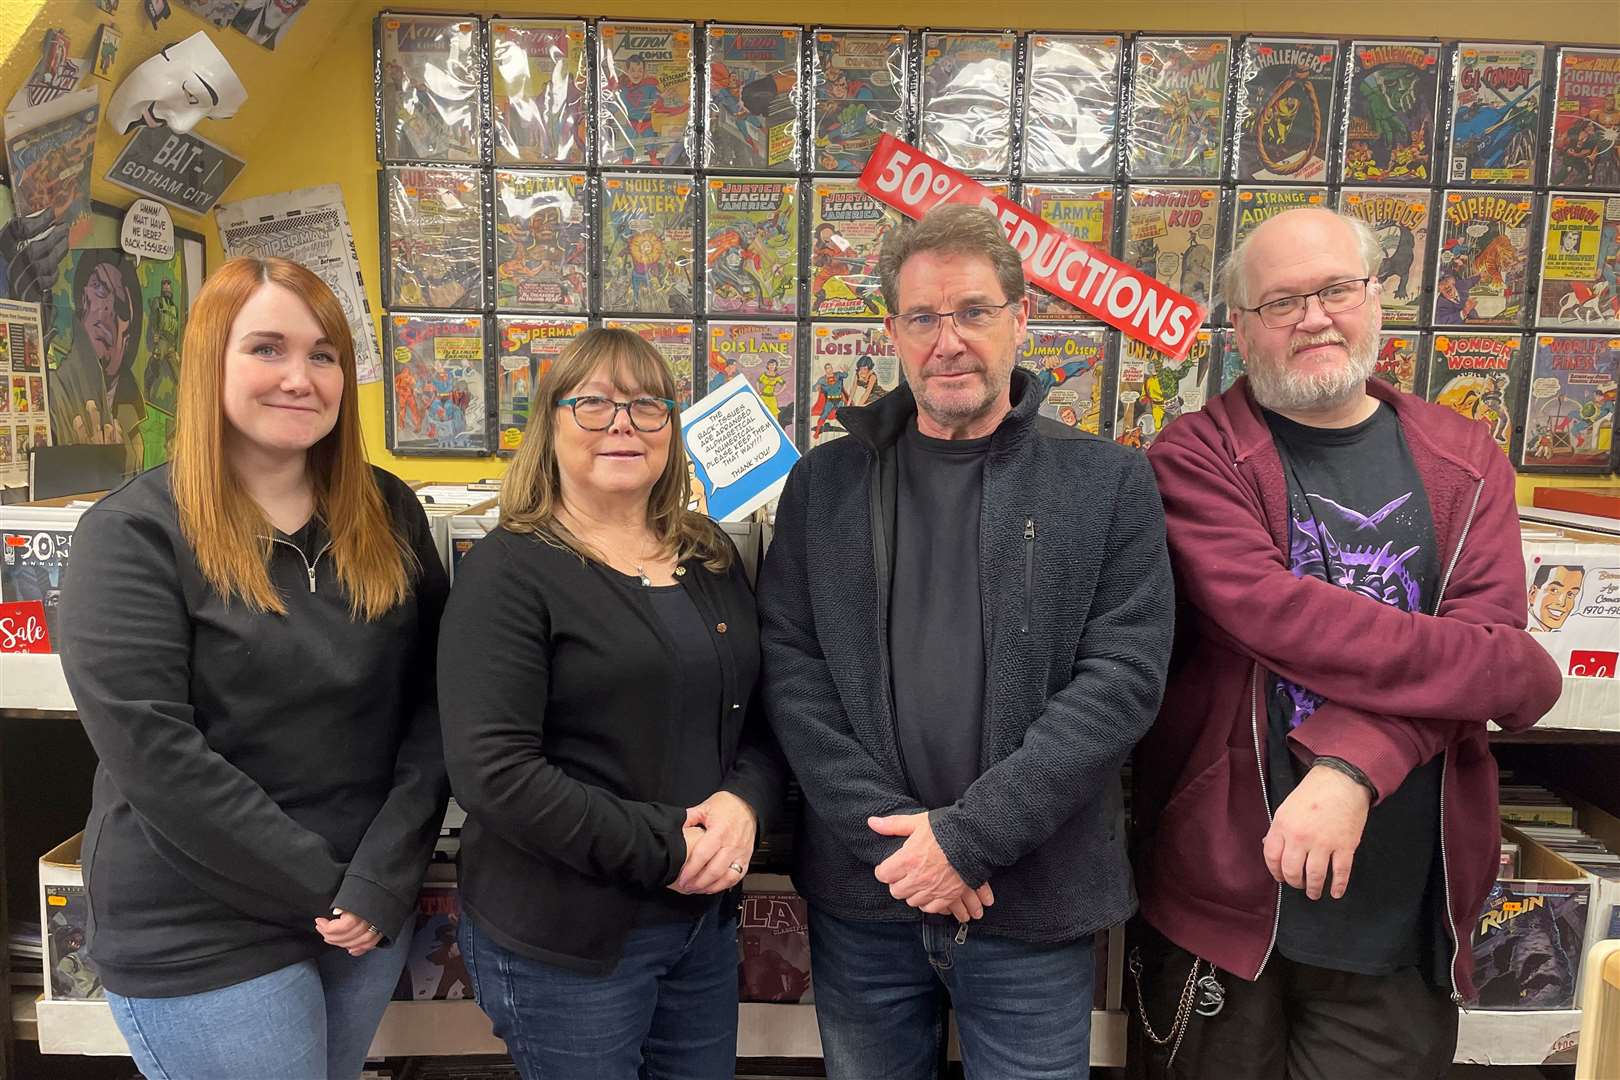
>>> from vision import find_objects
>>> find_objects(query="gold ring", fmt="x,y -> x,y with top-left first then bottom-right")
729,862 -> 745,875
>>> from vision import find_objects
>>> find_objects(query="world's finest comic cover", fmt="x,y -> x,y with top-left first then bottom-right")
1233,37 -> 1338,182
385,166 -> 484,310
493,170 -> 589,314
1021,185 -> 1114,321
1446,43 -> 1545,186
496,316 -> 587,454
1426,332 -> 1528,458
808,322 -> 898,446
1126,37 -> 1230,180
1472,879 -> 1590,1010
810,181 -> 902,318
599,173 -> 695,315
811,29 -> 908,174
705,178 -> 798,317
919,32 -> 1017,176
1433,190 -> 1536,327
1114,332 -> 1212,450
385,313 -> 490,455
1376,331 -> 1427,397
1340,41 -> 1441,183
1123,185 -> 1221,310
489,19 -> 588,165
1017,326 -> 1109,435
1549,47 -> 1620,192
378,14 -> 481,163
1338,188 -> 1435,326
597,22 -> 694,167
1521,334 -> 1619,471
705,25 -> 801,171
1538,192 -> 1620,329
604,318 -> 696,406
708,321 -> 798,442
1023,35 -> 1122,178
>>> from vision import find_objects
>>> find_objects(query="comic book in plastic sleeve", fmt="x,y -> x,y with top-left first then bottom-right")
1339,41 -> 1441,184
1425,332 -> 1528,458
705,178 -> 799,317
44,883 -> 101,1000
496,315 -> 588,454
1232,38 -> 1338,182
1338,187 -> 1435,327
1022,34 -> 1123,178
1433,190 -> 1536,327
1017,326 -> 1110,435
707,321 -> 799,443
377,14 -> 482,163
1472,879 -> 1590,1010
1113,331 -> 1212,450
384,313 -> 491,456
811,29 -> 909,174
604,319 -> 697,407
2,523 -> 73,653
808,323 -> 899,447
1229,186 -> 1329,253
597,22 -> 695,167
489,19 -> 588,165
599,173 -> 695,315
1125,37 -> 1230,180
384,166 -> 485,310
5,89 -> 97,246
1548,47 -> 1620,192
1520,333 -> 1619,471
1446,43 -> 1545,186
919,32 -> 1017,176
1212,329 -> 1245,395
494,170 -> 589,314
705,25 -> 802,171
1122,185 -> 1221,310
1538,192 -> 1620,329
393,884 -> 469,1001
1375,331 -> 1427,396
738,887 -> 813,1004
1021,184 -> 1115,321
809,180 -> 902,319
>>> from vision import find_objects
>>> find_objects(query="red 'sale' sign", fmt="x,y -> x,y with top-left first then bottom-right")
0,600 -> 50,654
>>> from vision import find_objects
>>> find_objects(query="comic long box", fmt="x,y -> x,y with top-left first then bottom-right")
37,832 -> 102,1001
1548,789 -> 1620,971
1472,825 -> 1590,1010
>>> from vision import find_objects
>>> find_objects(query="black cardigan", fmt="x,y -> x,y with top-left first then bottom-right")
439,525 -> 785,974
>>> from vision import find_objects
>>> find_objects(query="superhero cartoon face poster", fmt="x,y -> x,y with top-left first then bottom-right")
1548,47 -> 1620,192
1340,41 -> 1441,183
1017,326 -> 1109,436
1126,37 -> 1230,180
1338,188 -> 1434,327
1426,332 -> 1527,458
1538,192 -> 1620,329
705,25 -> 801,171
494,170 -> 589,314
707,321 -> 798,444
808,323 -> 898,447
1446,43 -> 1544,186
1113,332 -> 1212,450
385,313 -> 490,456
705,178 -> 799,317
599,173 -> 695,315
495,315 -> 587,454
1521,334 -> 1619,472
811,29 -> 908,174
1233,38 -> 1338,182
597,22 -> 694,167
1433,190 -> 1535,327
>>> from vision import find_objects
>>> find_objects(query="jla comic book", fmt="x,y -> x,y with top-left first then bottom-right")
810,181 -> 902,319
705,178 -> 798,317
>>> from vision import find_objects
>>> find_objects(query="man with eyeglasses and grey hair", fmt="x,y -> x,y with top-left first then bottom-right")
1130,206 -> 1561,1079
758,202 -> 1173,1078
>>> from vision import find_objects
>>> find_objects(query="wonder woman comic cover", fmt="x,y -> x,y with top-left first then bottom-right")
1426,332 -> 1528,457
494,170 -> 589,313
599,173 -> 695,315
705,178 -> 799,317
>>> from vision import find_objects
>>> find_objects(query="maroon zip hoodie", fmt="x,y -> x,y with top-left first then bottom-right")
1138,376 -> 1563,1001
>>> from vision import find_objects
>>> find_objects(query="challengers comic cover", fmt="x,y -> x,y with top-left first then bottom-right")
1434,190 -> 1536,327
1114,331 -> 1212,450
1549,47 -> 1620,191
496,316 -> 587,454
1022,34 -> 1122,178
1123,185 -> 1221,309
705,25 -> 801,171
489,19 -> 588,165
604,318 -> 696,406
808,323 -> 898,446
597,22 -> 694,167
1375,331 -> 1427,396
919,32 -> 1018,176
810,181 -> 902,318
811,30 -> 907,174
1338,188 -> 1435,326
385,166 -> 484,310
1521,334 -> 1619,471
1539,192 -> 1620,329
1233,37 -> 1339,182
1427,332 -> 1527,458
1340,41 -> 1441,183
1021,184 -> 1115,321
1230,186 -> 1329,251
1447,43 -> 1545,185
600,173 -> 695,315
386,313 -> 490,455
705,178 -> 799,317
707,321 -> 798,442
378,14 -> 482,163
494,170 -> 589,314
1126,37 -> 1230,180
1017,326 -> 1109,435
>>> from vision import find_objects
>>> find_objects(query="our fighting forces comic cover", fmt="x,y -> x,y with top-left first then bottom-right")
1434,190 -> 1536,327
494,170 -> 589,314
1522,334 -> 1619,471
394,884 -> 469,1001
489,19 -> 588,165
705,178 -> 799,317
705,25 -> 801,171
1340,41 -> 1441,183
1,524 -> 71,652
1021,185 -> 1114,320
1446,43 -> 1544,186
1426,332 -> 1528,457
811,29 -> 908,174
597,22 -> 694,167
1472,880 -> 1589,1010
1017,326 -> 1109,435
738,889 -> 813,1004
603,318 -> 696,406
378,15 -> 481,163
808,323 -> 898,446
919,32 -> 1018,176
496,316 -> 587,453
1233,38 -> 1339,182
44,884 -> 100,1000
1375,331 -> 1427,396
1338,188 -> 1435,326
385,166 -> 484,310
599,173 -> 695,315
707,321 -> 798,442
1126,37 -> 1230,180
1123,185 -> 1221,310
386,313 -> 490,455
1549,47 -> 1620,191
1539,192 -> 1620,329
1230,187 -> 1329,254
1022,35 -> 1122,178
810,181 -> 902,318
1113,331 -> 1212,450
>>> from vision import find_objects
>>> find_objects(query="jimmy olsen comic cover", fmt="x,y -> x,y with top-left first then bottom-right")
1021,185 -> 1114,321
385,313 -> 490,456
808,323 -> 898,447
1426,332 -> 1527,458
810,181 -> 902,318
1232,37 -> 1339,183
1114,331 -> 1213,450
493,170 -> 589,314
1446,43 -> 1544,185
1521,334 -> 1618,472
1538,193 -> 1620,329
1433,190 -> 1535,327
496,316 -> 587,454
600,173 -> 695,315
1123,185 -> 1220,310
1338,188 -> 1434,327
810,29 -> 908,174
705,25 -> 801,171
707,321 -> 798,442
1340,41 -> 1441,184
1017,326 -> 1109,435
1126,36 -> 1230,180
705,178 -> 798,317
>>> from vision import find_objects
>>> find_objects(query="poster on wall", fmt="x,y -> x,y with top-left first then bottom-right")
1232,37 -> 1339,183
107,126 -> 245,215
0,299 -> 48,489
384,312 -> 490,456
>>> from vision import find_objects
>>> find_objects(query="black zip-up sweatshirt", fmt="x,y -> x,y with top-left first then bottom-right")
58,464 -> 449,998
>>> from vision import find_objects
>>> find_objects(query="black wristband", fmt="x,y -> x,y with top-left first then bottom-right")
1312,756 -> 1378,800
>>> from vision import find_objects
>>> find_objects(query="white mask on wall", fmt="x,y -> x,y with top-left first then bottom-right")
107,32 -> 246,134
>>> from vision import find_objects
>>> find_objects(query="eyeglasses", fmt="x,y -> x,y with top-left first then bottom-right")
556,395 -> 676,432
889,300 -> 1017,344
1237,278 -> 1373,329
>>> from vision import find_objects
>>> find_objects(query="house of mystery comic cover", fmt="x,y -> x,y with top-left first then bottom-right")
1338,188 -> 1435,327
1017,326 -> 1109,435
1229,186 -> 1329,253
378,14 -> 481,163
705,178 -> 798,317
1233,38 -> 1339,182
1472,880 -> 1590,1010
384,166 -> 484,310
707,321 -> 798,440
1446,43 -> 1545,186
385,313 -> 490,456
597,22 -> 694,168
1549,47 -> 1620,192
811,29 -> 908,174
1126,37 -> 1230,180
599,173 -> 695,315
1113,331 -> 1213,450
705,25 -> 801,171
1021,185 -> 1115,321
1022,34 -> 1122,178
1340,41 -> 1441,184
1123,185 -> 1221,310
1426,332 -> 1527,458
1434,190 -> 1536,327
489,19 -> 588,166
810,181 -> 902,318
496,316 -> 587,454
604,318 -> 696,407
808,323 -> 898,446
494,170 -> 589,314
1538,192 -> 1620,329
1521,334 -> 1619,471
919,32 -> 1018,176
1376,331 -> 1427,396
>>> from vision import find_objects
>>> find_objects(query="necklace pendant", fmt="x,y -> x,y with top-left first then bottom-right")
637,564 -> 652,587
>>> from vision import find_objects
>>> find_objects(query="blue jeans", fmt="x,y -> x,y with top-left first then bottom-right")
105,941 -> 407,1080
459,905 -> 739,1080
809,907 -> 1094,1080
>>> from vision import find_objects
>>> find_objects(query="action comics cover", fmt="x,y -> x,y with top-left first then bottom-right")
1338,187 -> 1435,326
810,181 -> 902,318
1123,185 -> 1221,310
1113,331 -> 1213,450
1126,36 -> 1230,180
808,322 -> 898,447
705,178 -> 799,317
385,166 -> 484,310
1022,184 -> 1115,320
489,19 -> 588,165
1538,192 -> 1620,329
1023,34 -> 1122,178
496,316 -> 588,454
1017,326 -> 1109,435
493,170 -> 589,314
707,321 -> 799,442
597,22 -> 694,167
1340,41 -> 1442,183
1375,331 -> 1427,396
1433,190 -> 1536,327
919,32 -> 1017,175
603,318 -> 696,407
378,14 -> 482,163
1446,43 -> 1544,185
705,25 -> 801,171
1426,332 -> 1528,458
1548,47 -> 1620,191
810,29 -> 908,174
385,313 -> 490,455
599,173 -> 695,315
1521,333 -> 1619,471
1233,37 -> 1339,182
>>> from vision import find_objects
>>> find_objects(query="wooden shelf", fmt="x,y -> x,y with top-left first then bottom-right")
10,992 -> 35,1042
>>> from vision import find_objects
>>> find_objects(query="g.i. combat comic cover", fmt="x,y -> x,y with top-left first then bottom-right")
1426,332 -> 1527,458
378,14 -> 481,163
1521,334 -> 1619,471
1126,37 -> 1230,180
811,29 -> 908,174
1114,332 -> 1212,450
1433,190 -> 1536,327
1230,187 -> 1329,254
808,323 -> 898,446
496,316 -> 587,454
385,313 -> 490,455
597,22 -> 694,167
705,25 -> 801,171
705,178 -> 798,317
1446,43 -> 1545,186
1340,41 -> 1441,183
489,19 -> 588,165
1472,880 -> 1590,1010
1123,185 -> 1221,310
1538,192 -> 1620,329
810,181 -> 902,318
604,318 -> 697,407
494,170 -> 589,314
919,32 -> 1017,176
1021,185 -> 1114,321
1549,47 -> 1620,191
1017,326 -> 1109,435
1022,35 -> 1122,178
1233,38 -> 1339,182
385,166 -> 484,310
599,173 -> 695,315
1338,188 -> 1435,327
707,321 -> 798,440
1375,331 -> 1427,396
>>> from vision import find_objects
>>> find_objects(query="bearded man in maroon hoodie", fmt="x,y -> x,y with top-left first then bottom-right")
1130,207 -> 1562,1080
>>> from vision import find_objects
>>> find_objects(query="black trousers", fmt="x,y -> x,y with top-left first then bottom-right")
1126,922 -> 1459,1080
